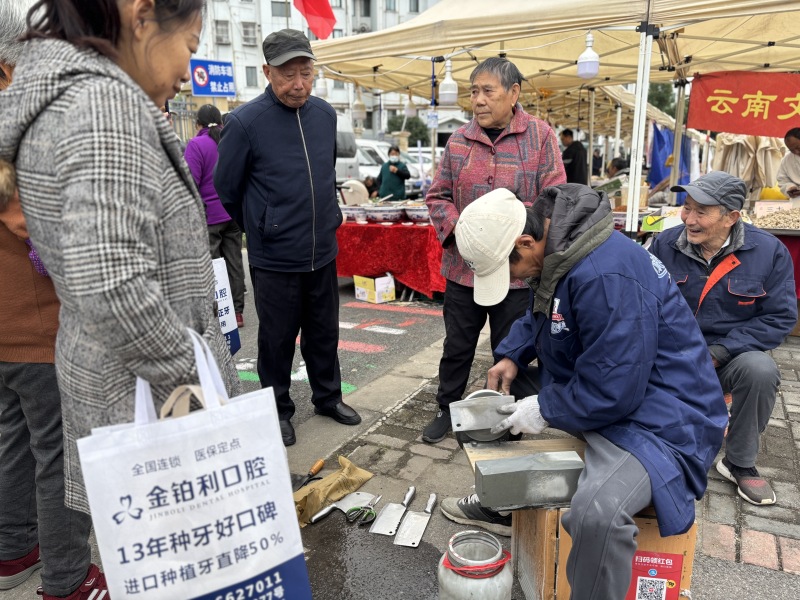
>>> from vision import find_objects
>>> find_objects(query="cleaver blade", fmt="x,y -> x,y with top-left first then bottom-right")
394,493 -> 436,547
369,486 -> 415,536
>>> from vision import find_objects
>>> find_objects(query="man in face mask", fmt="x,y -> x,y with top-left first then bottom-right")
376,145 -> 410,201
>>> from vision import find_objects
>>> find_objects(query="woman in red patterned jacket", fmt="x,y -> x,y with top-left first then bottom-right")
422,57 -> 566,447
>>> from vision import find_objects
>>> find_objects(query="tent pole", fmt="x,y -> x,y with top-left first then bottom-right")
613,103 -> 622,159
626,21 -> 657,237
668,81 -> 687,203
588,87 -> 595,185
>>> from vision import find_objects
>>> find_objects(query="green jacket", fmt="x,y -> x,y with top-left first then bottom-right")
377,160 -> 410,200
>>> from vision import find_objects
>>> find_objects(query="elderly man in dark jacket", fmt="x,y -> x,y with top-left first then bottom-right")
215,29 -> 359,446
651,171 -> 797,505
439,185 -> 727,599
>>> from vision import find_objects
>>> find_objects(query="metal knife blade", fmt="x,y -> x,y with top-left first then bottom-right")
394,493 -> 436,547
368,486 -> 415,536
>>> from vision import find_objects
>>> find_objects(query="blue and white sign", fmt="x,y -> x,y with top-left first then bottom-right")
212,258 -> 241,356
190,59 -> 236,97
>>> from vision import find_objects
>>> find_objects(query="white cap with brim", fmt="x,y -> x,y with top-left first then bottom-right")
455,188 -> 527,307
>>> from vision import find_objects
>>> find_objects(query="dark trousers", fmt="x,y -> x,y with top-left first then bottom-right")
436,280 -> 529,409
505,366 -> 653,598
208,220 -> 246,314
0,362 -> 92,596
717,351 -> 780,467
250,261 -> 342,420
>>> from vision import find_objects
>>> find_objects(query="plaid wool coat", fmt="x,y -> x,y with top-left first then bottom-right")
0,39 -> 242,513
426,104 -> 566,288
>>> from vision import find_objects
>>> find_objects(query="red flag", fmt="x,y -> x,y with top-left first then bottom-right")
293,0 -> 336,40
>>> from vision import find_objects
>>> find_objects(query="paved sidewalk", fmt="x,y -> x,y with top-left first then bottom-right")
301,334 -> 800,599
696,335 -> 800,575
7,332 -> 800,599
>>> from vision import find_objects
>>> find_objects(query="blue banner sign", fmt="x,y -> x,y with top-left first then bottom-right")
190,59 -> 236,97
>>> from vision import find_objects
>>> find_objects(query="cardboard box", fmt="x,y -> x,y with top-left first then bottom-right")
464,439 -> 697,600
753,199 -> 800,219
353,273 -> 395,304
511,507 -> 696,600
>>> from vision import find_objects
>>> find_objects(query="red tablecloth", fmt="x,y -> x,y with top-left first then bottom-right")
336,222 -> 446,298
776,235 -> 800,298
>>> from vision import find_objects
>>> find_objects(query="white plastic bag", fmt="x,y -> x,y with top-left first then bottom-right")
77,330 -> 311,599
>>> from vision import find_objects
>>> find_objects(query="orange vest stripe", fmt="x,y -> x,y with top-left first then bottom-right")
696,253 -> 740,316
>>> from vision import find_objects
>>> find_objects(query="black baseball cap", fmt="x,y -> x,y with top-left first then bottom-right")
670,171 -> 746,211
262,29 -> 316,66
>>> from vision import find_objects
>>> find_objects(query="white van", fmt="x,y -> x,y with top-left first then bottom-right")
335,115 -> 360,185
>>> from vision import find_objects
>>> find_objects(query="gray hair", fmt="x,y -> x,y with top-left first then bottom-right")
469,57 -> 525,91
0,0 -> 35,66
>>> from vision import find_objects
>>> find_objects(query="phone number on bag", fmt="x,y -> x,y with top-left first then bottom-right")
215,571 -> 284,600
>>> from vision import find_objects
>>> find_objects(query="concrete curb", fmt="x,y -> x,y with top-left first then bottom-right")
285,328 -> 491,477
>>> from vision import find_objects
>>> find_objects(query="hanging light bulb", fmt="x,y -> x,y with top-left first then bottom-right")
577,31 -> 600,79
438,59 -> 459,106
404,92 -> 417,118
314,70 -> 328,98
352,85 -> 367,122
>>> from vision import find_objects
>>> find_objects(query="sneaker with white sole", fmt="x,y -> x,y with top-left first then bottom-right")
37,564 -> 109,599
440,493 -> 512,537
0,544 -> 42,590
716,457 -> 776,506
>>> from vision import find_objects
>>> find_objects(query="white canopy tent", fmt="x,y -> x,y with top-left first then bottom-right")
313,0 -> 800,99
312,0 -> 800,230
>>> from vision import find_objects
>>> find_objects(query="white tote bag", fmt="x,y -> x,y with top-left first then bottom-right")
77,330 -> 311,599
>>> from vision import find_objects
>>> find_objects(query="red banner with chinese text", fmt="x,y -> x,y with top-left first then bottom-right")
687,71 -> 800,137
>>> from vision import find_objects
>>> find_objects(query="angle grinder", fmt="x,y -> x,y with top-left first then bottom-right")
450,389 -> 514,448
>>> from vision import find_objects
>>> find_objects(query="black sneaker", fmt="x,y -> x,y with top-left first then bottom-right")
716,457 -> 776,505
422,409 -> 451,443
440,493 -> 512,537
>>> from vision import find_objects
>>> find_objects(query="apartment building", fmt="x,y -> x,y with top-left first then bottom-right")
188,1 -> 440,137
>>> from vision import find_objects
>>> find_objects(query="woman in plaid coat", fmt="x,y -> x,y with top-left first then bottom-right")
0,0 -> 241,521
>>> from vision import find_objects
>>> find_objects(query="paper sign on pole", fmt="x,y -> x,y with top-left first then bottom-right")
213,258 -> 241,356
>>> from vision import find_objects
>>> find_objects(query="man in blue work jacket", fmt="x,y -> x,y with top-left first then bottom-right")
439,186 -> 727,600
651,171 -> 797,505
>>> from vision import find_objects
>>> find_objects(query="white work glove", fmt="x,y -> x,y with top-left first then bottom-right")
490,395 -> 549,435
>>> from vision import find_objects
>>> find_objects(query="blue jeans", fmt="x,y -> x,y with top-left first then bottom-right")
0,362 -> 92,596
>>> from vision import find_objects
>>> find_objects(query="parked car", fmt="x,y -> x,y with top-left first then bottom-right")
355,139 -> 424,199
405,146 -> 447,180
357,147 -> 380,180
335,115 -> 360,185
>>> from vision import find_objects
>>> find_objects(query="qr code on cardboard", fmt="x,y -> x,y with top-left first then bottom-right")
635,576 -> 667,600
